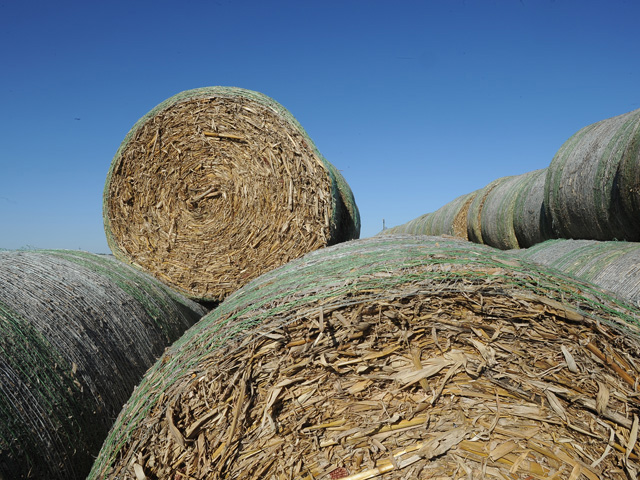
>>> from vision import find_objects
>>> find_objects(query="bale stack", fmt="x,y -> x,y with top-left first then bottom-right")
103,86 -> 360,302
545,107 -> 640,241
383,191 -> 476,239
0,250 -> 207,480
90,235 -> 640,480
385,106 -> 640,249
516,238 -> 640,307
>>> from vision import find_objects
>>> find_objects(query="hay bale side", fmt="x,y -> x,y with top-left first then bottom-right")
478,174 -> 523,249
0,250 -> 207,480
103,86 -> 360,302
90,235 -> 640,480
383,192 -> 476,239
466,178 -> 506,244
480,169 -> 553,250
544,107 -> 640,240
517,238 -> 640,306
513,168 -> 553,248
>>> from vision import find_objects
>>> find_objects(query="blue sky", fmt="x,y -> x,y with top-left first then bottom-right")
1,0 -> 638,253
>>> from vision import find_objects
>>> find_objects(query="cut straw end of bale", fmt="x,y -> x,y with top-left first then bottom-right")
0,250 -> 207,480
89,235 -> 640,480
103,86 -> 360,301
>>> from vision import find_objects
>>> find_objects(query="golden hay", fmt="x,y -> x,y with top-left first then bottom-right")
103,87 -> 359,301
90,236 -> 640,479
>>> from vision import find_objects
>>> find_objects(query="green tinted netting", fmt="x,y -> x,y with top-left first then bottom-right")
545,108 -> 640,241
516,238 -> 640,307
90,235 -> 640,479
0,250 -> 207,480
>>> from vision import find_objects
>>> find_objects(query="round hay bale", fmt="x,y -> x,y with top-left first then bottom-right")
513,168 -> 553,248
480,169 -> 553,250
477,174 -> 523,250
383,192 -> 476,240
466,178 -> 506,244
0,250 -> 207,480
103,86 -> 360,302
517,238 -> 640,307
544,107 -> 640,240
90,235 -> 640,480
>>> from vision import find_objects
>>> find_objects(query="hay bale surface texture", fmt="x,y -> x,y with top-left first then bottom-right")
545,107 -> 640,241
0,250 -> 207,480
90,235 -> 640,480
513,168 -> 553,248
103,87 -> 360,302
383,192 -> 476,239
517,238 -> 640,307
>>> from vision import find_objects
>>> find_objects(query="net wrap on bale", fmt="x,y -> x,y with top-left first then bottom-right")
545,107 -> 640,241
516,238 -> 640,307
383,191 -> 476,239
90,235 -> 640,480
103,86 -> 360,301
0,250 -> 207,480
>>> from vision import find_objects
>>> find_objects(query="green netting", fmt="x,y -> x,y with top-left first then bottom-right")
383,192 -> 476,239
89,235 -> 640,479
466,178 -> 506,244
516,238 -> 640,307
0,250 -> 207,480
544,107 -> 640,240
513,168 -> 552,248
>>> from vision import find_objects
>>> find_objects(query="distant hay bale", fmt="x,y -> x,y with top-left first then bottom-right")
90,235 -> 640,480
382,192 -> 476,239
0,250 -> 207,480
476,174 -> 523,249
513,168 -> 553,248
466,177 -> 506,244
479,169 -> 553,250
545,107 -> 640,240
103,86 -> 360,301
516,238 -> 640,306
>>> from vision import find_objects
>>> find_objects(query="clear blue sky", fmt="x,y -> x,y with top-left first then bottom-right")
1,0 -> 638,253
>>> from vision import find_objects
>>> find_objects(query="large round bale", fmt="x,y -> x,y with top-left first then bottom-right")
513,168 -> 553,248
479,169 -> 553,250
103,86 -> 360,302
383,192 -> 476,239
545,107 -> 640,241
0,250 -> 207,480
517,238 -> 640,306
466,177 -> 507,244
90,235 -> 640,480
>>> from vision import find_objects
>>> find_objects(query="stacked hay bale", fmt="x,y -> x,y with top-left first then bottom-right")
513,168 -> 552,248
384,192 -> 476,239
90,235 -> 640,480
103,86 -> 360,302
0,250 -> 207,480
384,106 -> 640,250
471,169 -> 552,250
545,107 -> 640,241
516,238 -> 640,307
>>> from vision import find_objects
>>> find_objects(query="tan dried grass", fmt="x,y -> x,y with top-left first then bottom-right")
90,236 -> 640,480
104,87 -> 359,301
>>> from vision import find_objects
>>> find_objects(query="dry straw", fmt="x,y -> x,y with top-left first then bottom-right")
0,250 -> 207,480
545,107 -> 640,241
103,87 -> 360,302
516,238 -> 640,307
90,235 -> 640,480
